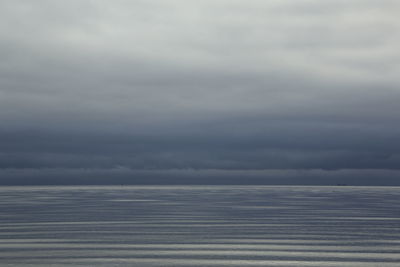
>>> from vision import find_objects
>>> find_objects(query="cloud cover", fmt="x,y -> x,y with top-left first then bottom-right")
1,0 -> 400,184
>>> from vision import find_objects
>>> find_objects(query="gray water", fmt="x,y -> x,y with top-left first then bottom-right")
0,185 -> 399,266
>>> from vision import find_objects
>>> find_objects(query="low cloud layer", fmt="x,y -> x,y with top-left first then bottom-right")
1,1 -> 399,185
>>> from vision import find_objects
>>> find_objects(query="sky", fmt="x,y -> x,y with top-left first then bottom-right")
1,0 -> 400,185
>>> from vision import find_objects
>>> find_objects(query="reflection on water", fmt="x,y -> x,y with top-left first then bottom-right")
0,185 -> 399,266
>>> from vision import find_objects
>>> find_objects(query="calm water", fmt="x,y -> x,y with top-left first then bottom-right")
0,185 -> 399,266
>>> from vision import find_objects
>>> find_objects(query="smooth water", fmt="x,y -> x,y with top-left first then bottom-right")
0,185 -> 399,266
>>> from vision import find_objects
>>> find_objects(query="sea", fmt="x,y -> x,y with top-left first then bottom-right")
0,185 -> 399,266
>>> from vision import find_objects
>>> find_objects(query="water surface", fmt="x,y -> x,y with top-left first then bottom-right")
0,185 -> 399,266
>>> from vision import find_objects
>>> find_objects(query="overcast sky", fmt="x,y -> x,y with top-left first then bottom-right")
1,0 -> 400,185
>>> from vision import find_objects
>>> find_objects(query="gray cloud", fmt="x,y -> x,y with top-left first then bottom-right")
1,168 -> 400,186
1,1 -> 399,184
